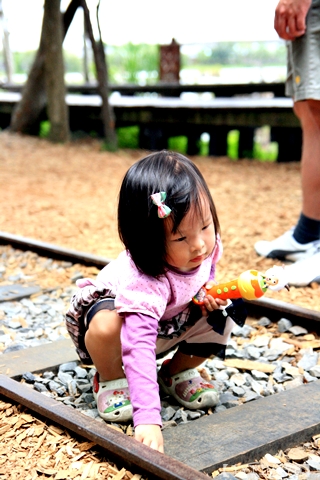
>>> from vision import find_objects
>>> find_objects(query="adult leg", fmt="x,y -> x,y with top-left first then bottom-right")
85,309 -> 125,381
253,101 -> 320,262
294,99 -> 320,220
283,100 -> 320,286
254,2 -> 320,262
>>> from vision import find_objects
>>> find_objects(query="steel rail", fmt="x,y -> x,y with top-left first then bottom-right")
1,231 -> 319,326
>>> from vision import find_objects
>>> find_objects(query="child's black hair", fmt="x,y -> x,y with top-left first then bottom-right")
118,150 -> 220,277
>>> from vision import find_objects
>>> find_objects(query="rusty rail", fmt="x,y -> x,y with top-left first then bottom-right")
1,230 -> 319,326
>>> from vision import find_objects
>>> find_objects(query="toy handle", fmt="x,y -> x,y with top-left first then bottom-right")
193,269 -> 270,306
193,278 -> 241,305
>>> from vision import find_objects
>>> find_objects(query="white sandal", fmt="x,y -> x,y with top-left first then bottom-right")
93,372 -> 132,422
158,360 -> 219,409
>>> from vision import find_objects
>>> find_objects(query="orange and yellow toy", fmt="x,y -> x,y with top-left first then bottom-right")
193,265 -> 289,306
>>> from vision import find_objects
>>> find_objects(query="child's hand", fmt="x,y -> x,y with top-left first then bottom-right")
134,424 -> 164,453
200,281 -> 228,314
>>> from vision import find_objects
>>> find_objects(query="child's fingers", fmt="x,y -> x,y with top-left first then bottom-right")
215,298 -> 228,307
202,296 -> 229,313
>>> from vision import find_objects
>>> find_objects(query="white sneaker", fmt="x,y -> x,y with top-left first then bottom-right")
285,248 -> 320,287
254,228 -> 320,262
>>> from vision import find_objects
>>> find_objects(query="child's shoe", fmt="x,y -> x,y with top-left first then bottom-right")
158,360 -> 219,409
93,372 -> 132,422
254,228 -> 320,261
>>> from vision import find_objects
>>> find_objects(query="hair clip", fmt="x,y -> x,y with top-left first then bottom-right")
150,192 -> 172,218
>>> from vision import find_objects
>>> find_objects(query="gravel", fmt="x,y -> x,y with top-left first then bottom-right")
1,244 -> 320,478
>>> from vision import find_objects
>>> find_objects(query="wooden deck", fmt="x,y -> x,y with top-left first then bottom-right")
0,91 -> 301,161
0,80 -> 287,97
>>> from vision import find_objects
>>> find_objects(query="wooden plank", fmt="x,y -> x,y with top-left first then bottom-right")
223,359 -> 276,373
0,91 -> 299,129
0,91 -> 293,108
0,284 -> 41,302
0,80 -> 287,97
0,338 -> 78,377
163,380 -> 320,473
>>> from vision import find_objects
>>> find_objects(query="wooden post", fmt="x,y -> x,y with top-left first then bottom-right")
159,38 -> 180,84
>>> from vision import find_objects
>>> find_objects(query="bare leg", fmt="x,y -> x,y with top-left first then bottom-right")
163,350 -> 205,375
84,309 -> 124,381
294,100 -> 320,220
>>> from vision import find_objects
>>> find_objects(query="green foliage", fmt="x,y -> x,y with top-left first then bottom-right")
8,41 -> 286,84
39,120 -> 50,138
227,129 -> 277,162
63,51 -> 84,74
167,135 -> 210,155
199,134 -> 209,156
106,43 -> 159,84
227,130 -> 240,159
117,126 -> 140,149
115,127 -> 277,162
253,140 -> 278,162
101,141 -> 118,152
12,50 -> 84,77
168,136 -> 188,154
181,41 -> 286,69
12,51 -> 36,75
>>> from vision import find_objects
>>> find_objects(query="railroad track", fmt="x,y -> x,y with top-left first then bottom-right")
0,231 -> 320,479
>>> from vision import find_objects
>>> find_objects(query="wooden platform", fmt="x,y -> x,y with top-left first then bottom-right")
1,339 -> 319,474
1,81 -> 287,97
0,90 -> 301,160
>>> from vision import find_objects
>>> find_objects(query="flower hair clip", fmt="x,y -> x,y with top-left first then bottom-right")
150,191 -> 172,218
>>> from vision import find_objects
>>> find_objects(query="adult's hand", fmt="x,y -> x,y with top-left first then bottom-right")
274,0 -> 312,40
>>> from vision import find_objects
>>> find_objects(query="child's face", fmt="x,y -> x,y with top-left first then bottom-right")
164,195 -> 216,272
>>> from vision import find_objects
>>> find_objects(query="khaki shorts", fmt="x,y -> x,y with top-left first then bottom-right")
286,0 -> 320,101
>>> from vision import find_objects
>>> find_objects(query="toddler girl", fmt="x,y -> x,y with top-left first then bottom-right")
66,150 -> 246,452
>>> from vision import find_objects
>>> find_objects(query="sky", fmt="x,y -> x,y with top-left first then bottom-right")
2,0 -> 282,54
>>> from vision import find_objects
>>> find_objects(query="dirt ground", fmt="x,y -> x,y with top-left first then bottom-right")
1,131 -> 319,312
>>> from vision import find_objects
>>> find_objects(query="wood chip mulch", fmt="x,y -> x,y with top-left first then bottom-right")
1,131 -> 319,311
0,399 -> 142,480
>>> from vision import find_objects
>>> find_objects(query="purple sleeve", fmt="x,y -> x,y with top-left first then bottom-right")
121,312 -> 162,428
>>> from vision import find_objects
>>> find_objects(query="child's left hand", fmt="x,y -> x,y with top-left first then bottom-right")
200,281 -> 228,315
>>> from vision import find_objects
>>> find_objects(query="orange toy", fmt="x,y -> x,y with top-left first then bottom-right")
193,266 -> 289,306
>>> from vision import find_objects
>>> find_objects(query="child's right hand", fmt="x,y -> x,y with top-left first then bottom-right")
134,424 -> 164,453
200,280 -> 228,315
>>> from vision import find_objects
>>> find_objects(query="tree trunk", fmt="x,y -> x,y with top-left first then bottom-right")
0,0 -> 13,83
83,14 -> 90,83
10,0 -> 80,134
81,0 -> 117,150
43,0 -> 69,143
